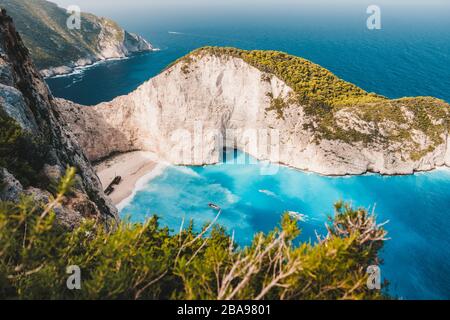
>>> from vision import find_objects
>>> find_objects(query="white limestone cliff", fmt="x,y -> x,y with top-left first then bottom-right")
57,53 -> 450,176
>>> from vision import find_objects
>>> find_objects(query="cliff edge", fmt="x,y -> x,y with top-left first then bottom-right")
59,47 -> 450,176
0,9 -> 118,227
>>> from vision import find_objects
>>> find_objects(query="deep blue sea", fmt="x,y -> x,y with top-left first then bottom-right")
46,3 -> 450,299
47,4 -> 450,105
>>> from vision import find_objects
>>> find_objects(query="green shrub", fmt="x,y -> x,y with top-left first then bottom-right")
0,169 -> 388,300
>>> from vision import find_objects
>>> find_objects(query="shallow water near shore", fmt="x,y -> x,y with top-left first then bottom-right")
120,150 -> 450,300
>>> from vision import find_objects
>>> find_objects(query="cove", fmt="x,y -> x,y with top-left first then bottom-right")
120,150 -> 450,300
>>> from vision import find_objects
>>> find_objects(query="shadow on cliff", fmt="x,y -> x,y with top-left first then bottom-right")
54,98 -> 138,163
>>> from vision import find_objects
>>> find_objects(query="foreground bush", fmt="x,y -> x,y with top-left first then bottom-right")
0,170 -> 388,300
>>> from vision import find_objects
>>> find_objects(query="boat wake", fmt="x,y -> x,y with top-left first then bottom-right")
259,189 -> 278,199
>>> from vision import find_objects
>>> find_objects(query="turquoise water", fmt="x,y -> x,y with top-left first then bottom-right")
121,151 -> 450,300
45,3 -> 450,299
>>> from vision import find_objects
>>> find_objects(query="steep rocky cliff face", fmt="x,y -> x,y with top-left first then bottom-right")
0,0 -> 153,77
58,48 -> 450,176
0,9 -> 117,227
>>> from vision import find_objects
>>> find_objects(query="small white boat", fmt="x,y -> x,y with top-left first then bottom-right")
208,203 -> 221,211
287,211 -> 308,222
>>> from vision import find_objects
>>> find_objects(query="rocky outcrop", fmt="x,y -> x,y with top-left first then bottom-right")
0,168 -> 23,202
58,50 -> 450,176
0,0 -> 154,78
0,9 -> 118,226
56,98 -> 138,161
40,24 -> 154,78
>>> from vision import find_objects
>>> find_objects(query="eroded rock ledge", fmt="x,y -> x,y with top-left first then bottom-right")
57,48 -> 450,176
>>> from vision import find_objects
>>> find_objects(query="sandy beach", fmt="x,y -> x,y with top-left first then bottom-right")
95,151 -> 162,206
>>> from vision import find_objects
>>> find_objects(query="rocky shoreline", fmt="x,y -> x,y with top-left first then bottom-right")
41,56 -> 121,79
41,49 -> 158,79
